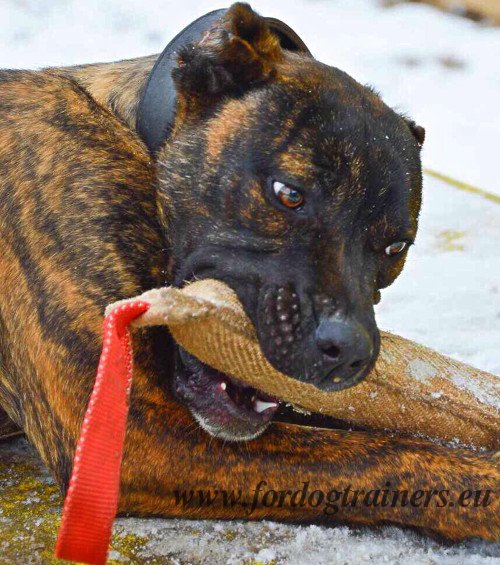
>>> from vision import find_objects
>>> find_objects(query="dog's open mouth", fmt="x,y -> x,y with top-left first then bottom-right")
174,348 -> 280,441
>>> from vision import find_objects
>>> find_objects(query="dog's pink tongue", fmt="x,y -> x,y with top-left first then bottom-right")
55,300 -> 150,565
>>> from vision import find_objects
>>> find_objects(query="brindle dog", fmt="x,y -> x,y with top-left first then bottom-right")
0,4 -> 498,541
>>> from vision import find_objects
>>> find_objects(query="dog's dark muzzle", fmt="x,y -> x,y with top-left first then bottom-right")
175,248 -> 379,393
256,284 -> 379,392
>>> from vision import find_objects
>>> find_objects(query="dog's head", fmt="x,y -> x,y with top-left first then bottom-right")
156,3 -> 424,441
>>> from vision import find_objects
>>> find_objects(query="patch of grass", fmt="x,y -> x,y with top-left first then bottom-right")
436,229 -> 466,252
0,443 -> 152,564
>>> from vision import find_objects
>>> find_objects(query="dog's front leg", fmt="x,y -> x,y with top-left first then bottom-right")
118,380 -> 499,542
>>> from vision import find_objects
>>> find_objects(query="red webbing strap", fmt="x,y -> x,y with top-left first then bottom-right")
55,300 -> 150,565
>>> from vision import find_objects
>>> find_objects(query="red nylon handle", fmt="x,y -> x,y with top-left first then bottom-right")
55,300 -> 150,565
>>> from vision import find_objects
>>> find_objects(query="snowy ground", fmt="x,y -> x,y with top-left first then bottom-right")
0,0 -> 499,563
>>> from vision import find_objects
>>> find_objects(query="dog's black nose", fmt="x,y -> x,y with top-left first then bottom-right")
314,317 -> 373,389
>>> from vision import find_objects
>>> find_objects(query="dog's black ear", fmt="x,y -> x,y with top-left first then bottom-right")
172,3 -> 283,115
407,119 -> 425,147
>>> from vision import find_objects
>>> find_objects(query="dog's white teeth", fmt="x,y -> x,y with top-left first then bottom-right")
220,382 -> 227,391
253,399 -> 278,413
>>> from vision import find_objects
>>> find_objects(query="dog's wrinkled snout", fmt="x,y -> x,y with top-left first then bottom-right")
314,317 -> 373,390
255,284 -> 377,392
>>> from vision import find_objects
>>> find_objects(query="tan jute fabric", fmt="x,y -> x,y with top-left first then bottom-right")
107,279 -> 500,450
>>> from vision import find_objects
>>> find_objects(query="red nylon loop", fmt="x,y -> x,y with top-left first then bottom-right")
55,300 -> 150,565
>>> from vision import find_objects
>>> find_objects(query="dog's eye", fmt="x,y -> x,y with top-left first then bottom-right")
385,241 -> 408,257
273,181 -> 304,209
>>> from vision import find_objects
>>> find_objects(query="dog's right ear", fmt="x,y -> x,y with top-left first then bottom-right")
407,119 -> 425,147
172,3 -> 283,121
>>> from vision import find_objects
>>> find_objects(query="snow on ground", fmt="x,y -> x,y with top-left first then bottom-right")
0,1 -> 499,563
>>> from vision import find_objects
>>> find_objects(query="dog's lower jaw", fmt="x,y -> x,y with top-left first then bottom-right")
190,408 -> 271,442
174,349 -> 279,442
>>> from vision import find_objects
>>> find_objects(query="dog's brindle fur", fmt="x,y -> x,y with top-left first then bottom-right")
0,4 -> 498,540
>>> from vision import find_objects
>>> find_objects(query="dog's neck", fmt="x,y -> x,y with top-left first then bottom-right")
55,55 -> 158,132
